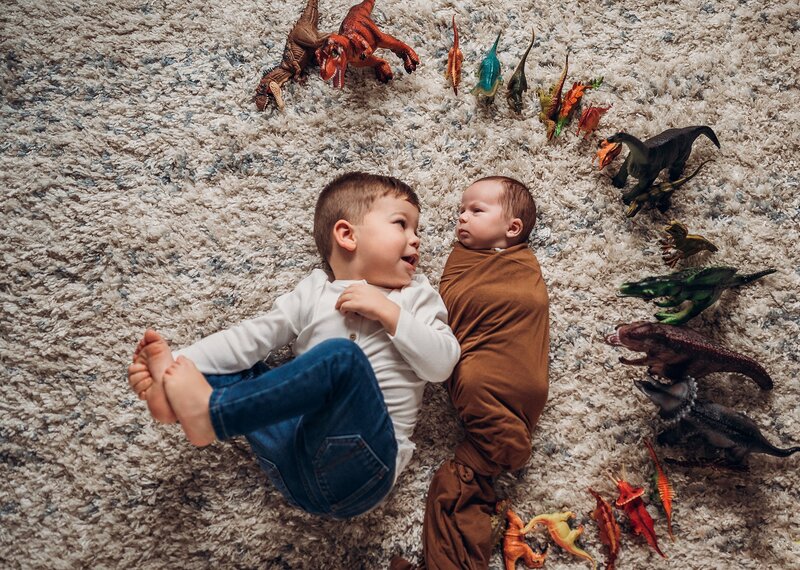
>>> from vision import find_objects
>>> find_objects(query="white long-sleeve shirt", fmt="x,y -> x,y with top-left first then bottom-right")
175,269 -> 460,478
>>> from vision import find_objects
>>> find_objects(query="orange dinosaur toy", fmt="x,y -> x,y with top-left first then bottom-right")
315,0 -> 420,89
445,15 -> 463,95
523,511 -> 596,569
503,510 -> 547,570
588,488 -> 621,570
612,471 -> 667,559
576,104 -> 612,139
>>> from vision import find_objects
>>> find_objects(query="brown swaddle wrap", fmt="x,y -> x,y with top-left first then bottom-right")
422,242 -> 549,569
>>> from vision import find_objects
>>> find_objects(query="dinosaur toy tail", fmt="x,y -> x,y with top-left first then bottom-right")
770,445 -> 800,458
490,31 -> 501,54
735,268 -> 777,286
691,125 -> 721,148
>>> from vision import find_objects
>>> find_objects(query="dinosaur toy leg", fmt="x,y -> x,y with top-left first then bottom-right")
376,32 -> 420,73
357,54 -> 393,83
611,155 -> 630,188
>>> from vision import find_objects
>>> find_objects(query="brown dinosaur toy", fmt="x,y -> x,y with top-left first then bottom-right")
606,320 -> 774,389
254,0 -> 328,111
316,0 -> 420,89
660,220 -> 718,267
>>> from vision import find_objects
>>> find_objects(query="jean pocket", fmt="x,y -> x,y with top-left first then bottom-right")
313,435 -> 390,516
255,454 -> 300,508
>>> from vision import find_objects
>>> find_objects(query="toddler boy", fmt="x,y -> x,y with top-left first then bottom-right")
128,172 -> 460,519
395,176 -> 550,569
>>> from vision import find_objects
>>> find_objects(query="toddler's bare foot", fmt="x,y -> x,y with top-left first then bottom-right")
163,356 -> 216,447
132,329 -> 177,424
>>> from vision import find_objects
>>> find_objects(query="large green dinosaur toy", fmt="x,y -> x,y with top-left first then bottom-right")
618,266 -> 776,325
607,126 -> 720,203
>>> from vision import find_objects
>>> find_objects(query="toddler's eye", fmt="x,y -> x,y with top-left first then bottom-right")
395,220 -> 406,228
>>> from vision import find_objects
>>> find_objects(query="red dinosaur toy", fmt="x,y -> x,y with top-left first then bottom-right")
315,0 -> 420,89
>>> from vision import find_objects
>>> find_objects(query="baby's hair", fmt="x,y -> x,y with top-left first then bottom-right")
314,171 -> 420,261
475,175 -> 537,245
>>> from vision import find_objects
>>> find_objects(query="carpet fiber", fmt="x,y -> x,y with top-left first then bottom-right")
2,1 -> 799,568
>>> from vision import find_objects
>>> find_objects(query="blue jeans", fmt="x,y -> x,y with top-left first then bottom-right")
204,338 -> 397,519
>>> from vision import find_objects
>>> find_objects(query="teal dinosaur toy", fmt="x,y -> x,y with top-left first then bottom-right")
505,30 -> 535,113
619,266 -> 776,325
471,32 -> 502,103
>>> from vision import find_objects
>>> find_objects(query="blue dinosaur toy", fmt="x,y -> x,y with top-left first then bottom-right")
471,32 -> 502,103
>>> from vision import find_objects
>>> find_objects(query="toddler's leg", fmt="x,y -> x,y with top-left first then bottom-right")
129,329 -> 177,423
162,356 -> 215,447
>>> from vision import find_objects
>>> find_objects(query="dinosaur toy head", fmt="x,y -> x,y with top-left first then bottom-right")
316,34 -> 350,88
634,376 -> 697,422
605,321 -> 656,351
618,275 -> 682,299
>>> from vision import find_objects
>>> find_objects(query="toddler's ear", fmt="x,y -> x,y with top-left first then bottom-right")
333,219 -> 357,252
506,218 -> 523,239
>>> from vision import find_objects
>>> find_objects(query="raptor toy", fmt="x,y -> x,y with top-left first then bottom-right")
635,376 -> 800,465
523,511 -> 596,569
605,320 -> 774,389
618,266 -> 776,325
624,160 -> 713,217
607,126 -> 720,203
506,31 -> 535,113
472,32 -> 503,102
254,0 -> 327,111
445,15 -> 463,95
660,219 -> 718,267
316,0 -> 420,89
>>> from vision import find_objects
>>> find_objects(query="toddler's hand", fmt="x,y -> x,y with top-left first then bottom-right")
336,284 -> 401,335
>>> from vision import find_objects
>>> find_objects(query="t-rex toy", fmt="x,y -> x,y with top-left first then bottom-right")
607,126 -> 720,203
523,512 -> 596,569
635,376 -> 800,465
606,320 -> 774,389
660,219 -> 718,267
315,0 -> 420,89
618,266 -> 776,325
254,0 -> 327,111
624,160 -> 713,217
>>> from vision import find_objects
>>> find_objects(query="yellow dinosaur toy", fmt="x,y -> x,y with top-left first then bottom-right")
523,511 -> 596,570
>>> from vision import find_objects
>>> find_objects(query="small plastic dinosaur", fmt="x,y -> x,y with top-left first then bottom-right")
506,30 -> 535,113
576,104 -> 612,139
503,509 -> 547,570
523,511 -> 596,569
660,220 -> 718,267
624,160 -> 713,217
445,15 -> 463,95
472,32 -> 503,102
537,52 -> 569,139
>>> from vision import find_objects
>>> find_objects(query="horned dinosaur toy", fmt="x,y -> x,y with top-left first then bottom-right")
254,0 -> 327,111
611,472 -> 666,558
316,0 -> 420,89
445,15 -> 463,95
618,266 -> 776,325
660,219 -> 719,267
506,31 -> 535,113
607,126 -> 720,203
537,52 -> 569,139
624,160 -> 713,217
605,320 -> 774,389
635,376 -> 800,465
472,32 -> 503,102
503,509 -> 547,570
523,511 -> 596,569
595,139 -> 622,170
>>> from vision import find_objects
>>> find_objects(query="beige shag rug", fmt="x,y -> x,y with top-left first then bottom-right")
2,0 -> 799,568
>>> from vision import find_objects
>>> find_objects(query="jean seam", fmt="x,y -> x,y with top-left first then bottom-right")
210,386 -> 229,440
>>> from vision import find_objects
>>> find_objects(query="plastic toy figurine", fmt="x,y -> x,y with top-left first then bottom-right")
595,140 -> 622,170
588,488 -> 620,570
611,472 -> 666,558
624,160 -> 712,217
445,15 -> 463,95
523,511 -> 596,569
618,266 -> 776,325
536,52 -> 568,139
635,376 -> 800,465
607,126 -> 720,203
576,104 -> 612,139
316,0 -> 420,89
554,78 -> 602,136
659,220 -> 718,267
605,320 -> 774,389
644,439 -> 675,541
506,30 -> 535,113
254,0 -> 328,111
472,32 -> 503,103
503,509 -> 547,570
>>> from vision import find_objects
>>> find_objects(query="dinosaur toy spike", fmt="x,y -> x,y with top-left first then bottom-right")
472,32 -> 503,102
506,30 -> 535,113
644,439 -> 675,541
445,15 -> 463,95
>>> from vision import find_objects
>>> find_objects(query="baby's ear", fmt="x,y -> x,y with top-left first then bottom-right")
333,219 -> 357,252
506,217 -> 523,239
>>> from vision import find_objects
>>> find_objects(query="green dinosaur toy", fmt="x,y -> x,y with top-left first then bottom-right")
505,30 -> 535,113
625,160 -> 713,217
618,266 -> 776,325
607,126 -> 720,203
472,32 -> 503,103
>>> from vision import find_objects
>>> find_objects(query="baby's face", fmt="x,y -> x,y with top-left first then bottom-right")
457,180 -> 513,249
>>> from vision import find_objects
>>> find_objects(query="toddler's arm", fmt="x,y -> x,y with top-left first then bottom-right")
389,277 -> 460,383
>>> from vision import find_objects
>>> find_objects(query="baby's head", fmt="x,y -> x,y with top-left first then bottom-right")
456,176 -> 537,250
314,172 -> 421,288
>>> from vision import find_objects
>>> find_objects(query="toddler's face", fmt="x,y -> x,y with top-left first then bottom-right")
353,195 -> 420,288
457,180 -> 513,249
